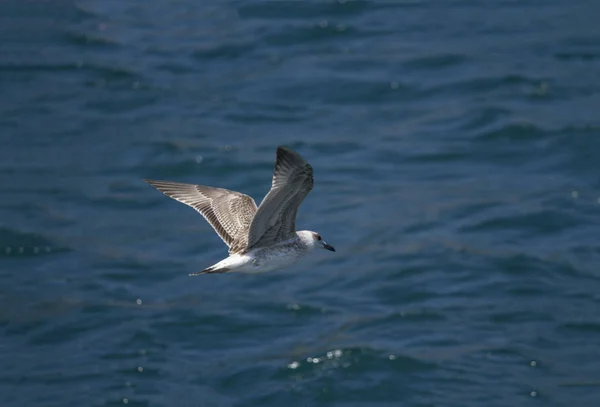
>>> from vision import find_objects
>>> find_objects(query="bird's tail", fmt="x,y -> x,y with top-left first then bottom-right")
189,265 -> 230,276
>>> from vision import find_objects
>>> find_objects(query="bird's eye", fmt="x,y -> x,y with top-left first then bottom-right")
317,235 -> 322,241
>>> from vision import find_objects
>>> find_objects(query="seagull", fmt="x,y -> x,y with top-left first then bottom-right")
144,146 -> 335,275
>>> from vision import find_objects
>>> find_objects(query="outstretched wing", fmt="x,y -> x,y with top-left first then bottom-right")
246,146 -> 314,249
144,180 -> 257,254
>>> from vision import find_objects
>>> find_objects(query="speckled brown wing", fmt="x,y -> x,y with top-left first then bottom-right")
246,146 -> 314,250
144,180 -> 257,254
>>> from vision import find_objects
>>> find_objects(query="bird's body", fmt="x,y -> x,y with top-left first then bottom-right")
145,146 -> 334,275
198,231 -> 316,274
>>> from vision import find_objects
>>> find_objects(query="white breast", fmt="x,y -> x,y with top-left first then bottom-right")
242,245 -> 307,273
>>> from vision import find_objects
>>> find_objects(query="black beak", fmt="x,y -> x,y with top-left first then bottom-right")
322,242 -> 335,252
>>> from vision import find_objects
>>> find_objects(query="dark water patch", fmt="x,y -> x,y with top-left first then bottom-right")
114,364 -> 164,380
547,125 -> 600,182
114,329 -> 169,358
0,293 -> 91,328
558,381 -> 600,388
445,201 -> 505,225
136,142 -> 252,168
90,194 -> 159,211
134,139 -> 211,160
373,285 -> 442,310
570,244 -> 600,258
475,122 -> 546,142
490,253 -> 577,280
371,147 -> 412,167
0,62 -> 138,81
317,53 -> 392,74
302,359 -> 431,405
428,74 -> 541,97
284,302 -> 328,318
150,311 -> 280,345
98,397 -> 150,407
459,106 -> 512,132
483,345 -> 526,361
154,61 -> 198,74
192,42 -> 257,60
321,196 -> 362,216
82,90 -> 160,113
214,362 -> 277,398
0,62 -> 82,73
306,140 -> 365,156
382,263 -> 433,280
237,101 -> 312,116
403,53 -> 468,70
0,227 -> 67,258
555,51 -> 600,62
558,321 -> 600,335
558,35 -> 600,48
504,284 -> 554,298
460,209 -> 581,237
263,22 -> 359,47
107,179 -> 146,194
385,309 -> 447,324
133,159 -> 212,180
237,1 -> 374,20
555,52 -> 600,62
224,110 -> 309,124
63,30 -> 122,49
28,312 -> 129,346
269,75 -> 418,106
0,0 -> 89,19
3,320 -> 48,337
6,370 -> 106,386
93,262 -> 179,285
490,309 -> 555,324
403,149 -> 472,165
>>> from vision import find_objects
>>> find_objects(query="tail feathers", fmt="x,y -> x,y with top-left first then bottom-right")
189,266 -> 230,276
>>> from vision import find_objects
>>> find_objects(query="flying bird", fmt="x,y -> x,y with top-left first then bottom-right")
144,146 -> 335,275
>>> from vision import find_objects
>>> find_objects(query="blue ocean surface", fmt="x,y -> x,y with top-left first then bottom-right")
2,0 -> 600,406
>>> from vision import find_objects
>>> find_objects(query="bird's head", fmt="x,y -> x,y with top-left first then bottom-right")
297,231 -> 335,252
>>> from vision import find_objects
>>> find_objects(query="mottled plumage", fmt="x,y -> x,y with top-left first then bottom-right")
143,181 -> 257,254
145,146 -> 334,275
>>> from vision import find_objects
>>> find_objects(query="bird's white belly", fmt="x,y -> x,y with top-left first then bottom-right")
239,246 -> 305,273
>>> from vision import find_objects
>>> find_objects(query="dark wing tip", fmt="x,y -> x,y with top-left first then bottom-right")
273,146 -> 313,191
276,146 -> 292,154
276,146 -> 310,168
143,179 -> 177,193
143,179 -> 164,187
